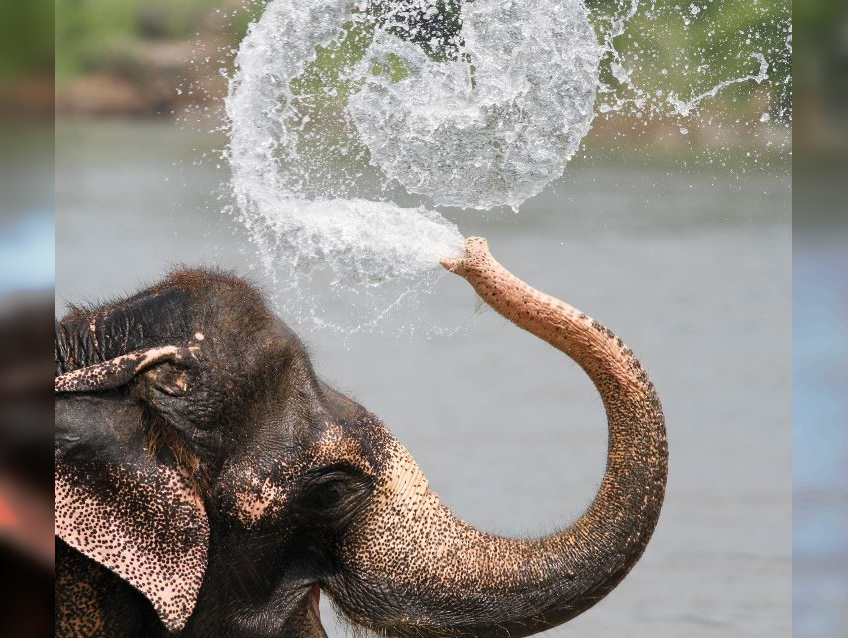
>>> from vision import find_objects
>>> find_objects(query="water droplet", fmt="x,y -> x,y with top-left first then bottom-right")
226,0 -> 601,332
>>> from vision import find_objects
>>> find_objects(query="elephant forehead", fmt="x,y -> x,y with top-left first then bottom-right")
57,269 -> 278,374
313,420 -> 370,465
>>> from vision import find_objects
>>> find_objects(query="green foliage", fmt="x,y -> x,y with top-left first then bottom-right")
793,0 -> 848,102
290,20 -> 378,113
55,0 -> 252,78
0,1 -> 53,80
53,0 -> 792,118
587,0 -> 790,118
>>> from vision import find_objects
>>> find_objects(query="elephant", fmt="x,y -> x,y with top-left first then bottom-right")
55,237 -> 667,637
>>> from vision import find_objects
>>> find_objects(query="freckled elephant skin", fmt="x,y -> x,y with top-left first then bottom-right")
320,237 -> 668,637
54,241 -> 667,637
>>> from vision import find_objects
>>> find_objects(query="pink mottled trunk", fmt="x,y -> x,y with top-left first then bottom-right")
333,237 -> 668,637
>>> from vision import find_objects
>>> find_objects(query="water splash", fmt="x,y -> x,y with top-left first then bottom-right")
589,0 -> 788,126
224,0 -> 789,333
226,0 -> 601,332
666,53 -> 769,118
348,0 -> 601,210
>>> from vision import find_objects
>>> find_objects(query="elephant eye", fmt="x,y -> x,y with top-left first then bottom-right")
299,468 -> 370,524
307,481 -> 345,509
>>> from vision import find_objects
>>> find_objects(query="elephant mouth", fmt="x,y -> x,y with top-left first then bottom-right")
309,584 -> 322,621
286,583 -> 327,637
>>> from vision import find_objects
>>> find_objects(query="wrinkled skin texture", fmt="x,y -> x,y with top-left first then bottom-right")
55,238 -> 667,637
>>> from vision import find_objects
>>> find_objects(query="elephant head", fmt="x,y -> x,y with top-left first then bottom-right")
55,238 -> 667,637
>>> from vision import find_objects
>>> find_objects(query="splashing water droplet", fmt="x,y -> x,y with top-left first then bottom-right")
348,0 -> 601,210
224,0 -> 785,333
225,0 -> 601,332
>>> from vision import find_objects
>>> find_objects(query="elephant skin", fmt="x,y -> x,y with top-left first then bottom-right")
55,238 -> 667,637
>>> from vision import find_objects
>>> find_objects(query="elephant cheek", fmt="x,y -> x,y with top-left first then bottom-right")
232,480 -> 285,527
218,463 -> 290,528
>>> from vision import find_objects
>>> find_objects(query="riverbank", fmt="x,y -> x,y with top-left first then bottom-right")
53,0 -> 792,153
55,60 -> 791,157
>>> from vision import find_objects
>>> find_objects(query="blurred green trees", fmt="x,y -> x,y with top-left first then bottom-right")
794,0 -> 848,110
0,2 -> 53,81
53,0 -> 793,119
586,0 -> 790,119
55,0 -> 256,78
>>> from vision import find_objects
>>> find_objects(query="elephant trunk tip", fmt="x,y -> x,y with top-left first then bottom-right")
440,236 -> 492,278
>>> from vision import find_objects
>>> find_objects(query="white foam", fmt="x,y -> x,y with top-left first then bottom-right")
224,0 -> 786,333
348,0 -> 602,210
226,0 -> 600,331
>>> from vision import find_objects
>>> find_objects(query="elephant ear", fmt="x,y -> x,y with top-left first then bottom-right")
55,346 -> 208,633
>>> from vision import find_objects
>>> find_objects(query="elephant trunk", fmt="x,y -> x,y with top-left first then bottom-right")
329,238 -> 667,637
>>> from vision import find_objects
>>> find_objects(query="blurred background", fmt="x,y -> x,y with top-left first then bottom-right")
0,2 -> 54,635
793,2 -> 848,637
6,0 -> 845,635
53,0 -> 792,133
52,1 -> 794,637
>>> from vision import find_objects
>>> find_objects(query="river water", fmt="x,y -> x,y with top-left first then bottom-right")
55,119 -> 791,637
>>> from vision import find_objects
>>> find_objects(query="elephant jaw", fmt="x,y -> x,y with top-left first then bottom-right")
304,584 -> 324,632
283,584 -> 327,637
